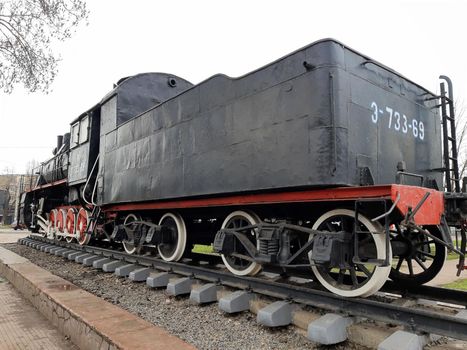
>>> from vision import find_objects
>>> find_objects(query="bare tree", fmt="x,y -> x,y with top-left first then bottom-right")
0,165 -> 14,175
0,0 -> 88,93
24,158 -> 40,189
24,158 -> 40,174
0,166 -> 14,224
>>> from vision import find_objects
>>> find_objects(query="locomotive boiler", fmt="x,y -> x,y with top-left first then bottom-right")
19,39 -> 466,297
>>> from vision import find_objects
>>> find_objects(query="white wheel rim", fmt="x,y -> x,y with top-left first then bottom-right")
220,210 -> 262,276
47,209 -> 57,238
310,209 -> 392,297
123,214 -> 140,254
157,212 -> 187,262
65,208 -> 77,242
77,208 -> 91,245
56,209 -> 67,240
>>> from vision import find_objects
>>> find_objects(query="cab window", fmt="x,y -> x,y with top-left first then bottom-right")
71,122 -> 79,148
70,115 -> 90,148
79,115 -> 89,144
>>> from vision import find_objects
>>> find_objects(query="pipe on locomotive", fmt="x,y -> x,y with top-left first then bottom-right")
82,154 -> 99,206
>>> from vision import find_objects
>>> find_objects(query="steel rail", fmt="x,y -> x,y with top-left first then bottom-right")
22,236 -> 467,340
382,281 -> 467,307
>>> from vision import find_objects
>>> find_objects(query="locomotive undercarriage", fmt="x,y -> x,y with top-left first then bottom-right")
27,184 -> 466,298
92,205 -> 393,298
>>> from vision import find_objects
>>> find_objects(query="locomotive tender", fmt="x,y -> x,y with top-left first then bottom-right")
20,39 -> 466,297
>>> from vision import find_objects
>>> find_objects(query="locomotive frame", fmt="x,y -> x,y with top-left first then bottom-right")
18,39 -> 467,298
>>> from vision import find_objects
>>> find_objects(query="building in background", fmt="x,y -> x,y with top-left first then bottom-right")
0,174 -> 37,225
0,189 -> 9,223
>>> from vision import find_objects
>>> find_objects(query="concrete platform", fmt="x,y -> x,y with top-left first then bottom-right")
0,230 -> 29,244
0,245 -> 195,350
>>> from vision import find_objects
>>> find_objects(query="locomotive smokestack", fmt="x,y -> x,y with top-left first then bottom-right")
57,135 -> 63,151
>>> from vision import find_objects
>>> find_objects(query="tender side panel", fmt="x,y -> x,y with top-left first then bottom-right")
97,40 -> 443,207
99,42 -> 347,205
340,49 -> 443,188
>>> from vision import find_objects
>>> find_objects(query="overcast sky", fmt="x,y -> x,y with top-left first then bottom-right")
0,0 -> 466,173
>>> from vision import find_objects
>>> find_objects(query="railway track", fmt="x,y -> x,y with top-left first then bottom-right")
19,235 -> 467,346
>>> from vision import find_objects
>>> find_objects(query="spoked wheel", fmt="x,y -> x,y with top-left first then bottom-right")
76,208 -> 91,246
310,209 -> 392,297
65,208 -> 77,243
56,209 -> 66,241
123,214 -> 142,255
220,210 -> 262,276
157,212 -> 187,261
47,209 -> 57,238
389,225 -> 446,287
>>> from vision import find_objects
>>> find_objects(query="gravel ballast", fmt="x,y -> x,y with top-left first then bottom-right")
3,242 -> 361,350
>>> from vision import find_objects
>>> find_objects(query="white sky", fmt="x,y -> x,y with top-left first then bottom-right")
0,0 -> 466,173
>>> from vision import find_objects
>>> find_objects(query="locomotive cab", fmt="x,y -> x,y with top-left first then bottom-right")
67,109 -> 101,205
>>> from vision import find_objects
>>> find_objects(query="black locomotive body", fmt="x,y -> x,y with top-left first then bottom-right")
20,39 -> 466,298
98,40 -> 442,206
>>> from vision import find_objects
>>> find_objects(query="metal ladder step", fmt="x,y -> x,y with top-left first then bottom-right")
440,76 -> 460,193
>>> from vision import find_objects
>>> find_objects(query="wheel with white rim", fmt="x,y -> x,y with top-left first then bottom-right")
56,209 -> 66,241
310,209 -> 392,298
47,209 -> 58,238
123,214 -> 142,255
65,208 -> 77,243
157,212 -> 187,261
220,210 -> 262,276
76,208 -> 91,246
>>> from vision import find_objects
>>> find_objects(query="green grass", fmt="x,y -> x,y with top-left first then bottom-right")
191,244 -> 219,255
442,278 -> 467,291
447,240 -> 463,260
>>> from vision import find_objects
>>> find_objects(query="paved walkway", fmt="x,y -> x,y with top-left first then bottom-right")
0,229 -> 76,349
0,229 -> 28,244
427,259 -> 465,286
0,276 -> 77,350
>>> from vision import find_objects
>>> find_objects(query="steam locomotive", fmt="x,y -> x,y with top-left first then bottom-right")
19,39 -> 466,297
